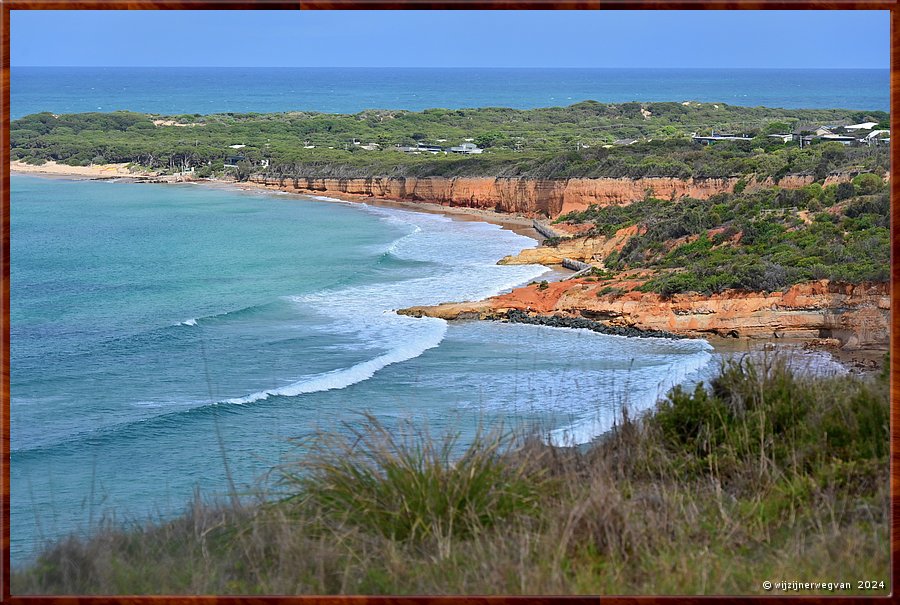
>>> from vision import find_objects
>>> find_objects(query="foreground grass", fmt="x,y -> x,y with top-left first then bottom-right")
13,358 -> 890,595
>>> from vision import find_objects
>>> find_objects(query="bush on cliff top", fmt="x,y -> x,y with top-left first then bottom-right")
562,186 -> 889,296
277,415 -> 549,542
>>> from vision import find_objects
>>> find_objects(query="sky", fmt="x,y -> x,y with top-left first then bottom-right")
11,10 -> 889,69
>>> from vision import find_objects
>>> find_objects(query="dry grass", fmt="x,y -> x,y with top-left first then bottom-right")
12,358 -> 890,595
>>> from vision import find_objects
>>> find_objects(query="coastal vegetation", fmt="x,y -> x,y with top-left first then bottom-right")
10,103 -> 889,180
11,359 -> 889,595
555,177 -> 890,296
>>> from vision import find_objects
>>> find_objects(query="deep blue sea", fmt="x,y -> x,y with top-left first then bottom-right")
10,67 -> 871,566
11,67 -> 890,119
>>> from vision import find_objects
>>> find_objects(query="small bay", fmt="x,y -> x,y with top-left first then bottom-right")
11,175 -> 715,564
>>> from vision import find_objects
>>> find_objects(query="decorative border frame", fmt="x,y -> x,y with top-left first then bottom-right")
0,3 -> 894,602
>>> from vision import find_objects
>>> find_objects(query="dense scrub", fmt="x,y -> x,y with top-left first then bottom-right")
12,360 -> 889,595
10,103 -> 888,179
557,177 -> 890,295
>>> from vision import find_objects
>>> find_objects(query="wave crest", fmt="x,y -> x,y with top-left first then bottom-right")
226,314 -> 447,404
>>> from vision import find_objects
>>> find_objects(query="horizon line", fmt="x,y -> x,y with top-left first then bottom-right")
12,65 -> 889,70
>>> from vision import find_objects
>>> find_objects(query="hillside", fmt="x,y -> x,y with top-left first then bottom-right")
555,177 -> 890,294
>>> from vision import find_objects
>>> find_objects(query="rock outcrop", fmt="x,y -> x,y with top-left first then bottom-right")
398,280 -> 890,349
498,225 -> 641,265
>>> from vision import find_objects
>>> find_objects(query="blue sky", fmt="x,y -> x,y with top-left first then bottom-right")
12,10 -> 889,68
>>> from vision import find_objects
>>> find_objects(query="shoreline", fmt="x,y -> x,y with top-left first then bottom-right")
10,162 -> 548,243
11,162 -> 578,290
11,163 -> 884,374
9,160 -> 160,180
226,178 -> 546,243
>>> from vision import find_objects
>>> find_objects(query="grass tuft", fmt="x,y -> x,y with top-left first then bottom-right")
276,414 -> 550,543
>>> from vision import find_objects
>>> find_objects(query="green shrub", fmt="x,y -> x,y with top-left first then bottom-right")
852,173 -> 883,195
649,358 -> 889,481
801,182 -> 823,200
654,382 -> 730,455
543,236 -> 572,247
589,267 -> 615,279
835,181 -> 855,201
654,272 -> 703,297
596,286 -> 625,297
278,416 -> 548,542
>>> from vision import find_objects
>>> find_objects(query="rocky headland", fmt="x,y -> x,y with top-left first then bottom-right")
399,278 -> 889,350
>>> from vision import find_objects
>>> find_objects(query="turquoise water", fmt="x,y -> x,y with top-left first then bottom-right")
11,67 -> 889,119
11,62 -> 881,565
10,175 -> 719,564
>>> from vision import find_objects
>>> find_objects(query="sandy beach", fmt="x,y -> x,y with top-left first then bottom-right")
228,178 -> 544,241
10,161 -> 545,242
10,160 -> 149,178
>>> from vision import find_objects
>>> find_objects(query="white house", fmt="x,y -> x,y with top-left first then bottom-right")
820,134 -> 856,145
449,142 -> 483,154
845,122 -> 879,131
864,129 -> 890,146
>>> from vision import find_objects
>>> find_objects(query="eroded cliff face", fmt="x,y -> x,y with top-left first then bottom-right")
249,174 -> 840,219
399,280 -> 890,348
243,173 -> 885,347
499,225 -> 641,265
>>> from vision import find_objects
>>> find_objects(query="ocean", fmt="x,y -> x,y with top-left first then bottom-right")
10,67 -> 890,119
10,176 -> 717,564
10,67 -> 874,565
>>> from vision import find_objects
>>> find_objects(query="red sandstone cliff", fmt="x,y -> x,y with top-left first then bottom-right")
249,174 -> 849,219
399,280 -> 889,349
246,172 -> 887,348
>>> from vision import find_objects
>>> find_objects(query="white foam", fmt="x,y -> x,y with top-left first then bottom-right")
306,194 -> 355,205
224,200 -> 548,405
547,348 -> 715,446
180,318 -> 198,327
383,225 -> 423,255
226,314 -> 447,404
289,206 -> 547,328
